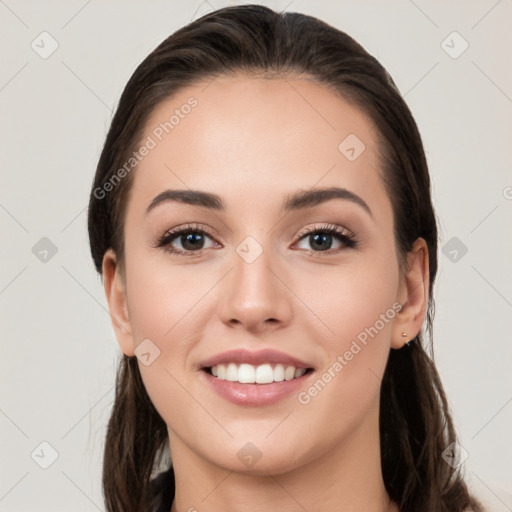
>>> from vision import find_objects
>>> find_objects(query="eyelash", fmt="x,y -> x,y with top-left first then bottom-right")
156,222 -> 358,257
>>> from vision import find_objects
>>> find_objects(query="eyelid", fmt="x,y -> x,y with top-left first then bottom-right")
294,223 -> 355,242
155,223 -> 220,248
156,221 -> 357,256
291,223 -> 357,252
161,222 -> 216,238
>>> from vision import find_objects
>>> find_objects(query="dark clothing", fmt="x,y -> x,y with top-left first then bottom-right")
149,465 -> 175,512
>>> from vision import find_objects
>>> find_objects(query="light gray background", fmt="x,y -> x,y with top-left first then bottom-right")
1,1 -> 511,510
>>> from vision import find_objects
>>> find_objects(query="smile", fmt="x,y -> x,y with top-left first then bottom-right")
206,363 -> 312,384
199,348 -> 315,405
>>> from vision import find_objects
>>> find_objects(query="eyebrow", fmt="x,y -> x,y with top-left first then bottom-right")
145,186 -> 372,217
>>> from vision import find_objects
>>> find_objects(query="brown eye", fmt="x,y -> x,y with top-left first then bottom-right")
157,224 -> 220,256
294,224 -> 357,253
174,231 -> 207,251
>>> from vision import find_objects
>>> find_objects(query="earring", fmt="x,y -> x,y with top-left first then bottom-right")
401,332 -> 413,348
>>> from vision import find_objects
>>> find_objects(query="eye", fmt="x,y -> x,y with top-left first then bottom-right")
156,223 -> 220,256
293,223 -> 357,253
156,222 -> 357,257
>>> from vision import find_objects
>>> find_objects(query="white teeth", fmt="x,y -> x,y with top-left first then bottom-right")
273,364 -> 285,382
284,365 -> 295,381
294,368 -> 306,378
255,364 -> 273,384
226,363 -> 238,382
239,363 -> 255,383
209,363 -> 309,384
217,364 -> 226,379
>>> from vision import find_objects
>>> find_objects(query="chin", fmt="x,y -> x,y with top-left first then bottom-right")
196,436 -> 313,477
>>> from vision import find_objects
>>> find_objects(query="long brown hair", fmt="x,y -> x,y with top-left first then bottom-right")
88,5 -> 483,511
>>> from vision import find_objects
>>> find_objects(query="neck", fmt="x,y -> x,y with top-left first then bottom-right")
168,400 -> 396,512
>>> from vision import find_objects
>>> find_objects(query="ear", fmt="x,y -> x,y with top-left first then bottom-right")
391,237 -> 430,349
102,249 -> 135,357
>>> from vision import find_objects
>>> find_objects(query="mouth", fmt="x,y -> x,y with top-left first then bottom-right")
199,348 -> 316,405
202,363 -> 315,384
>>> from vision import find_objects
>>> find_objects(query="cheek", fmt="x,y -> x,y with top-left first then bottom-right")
292,250 -> 399,404
122,255 -> 206,424
124,238 -> 399,377
295,250 -> 399,349
124,251 -> 207,345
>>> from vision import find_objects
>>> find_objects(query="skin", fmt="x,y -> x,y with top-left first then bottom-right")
102,73 -> 429,512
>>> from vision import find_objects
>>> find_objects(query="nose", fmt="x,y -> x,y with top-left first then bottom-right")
217,245 -> 293,334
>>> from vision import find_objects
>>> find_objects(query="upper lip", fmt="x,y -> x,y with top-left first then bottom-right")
200,349 -> 314,370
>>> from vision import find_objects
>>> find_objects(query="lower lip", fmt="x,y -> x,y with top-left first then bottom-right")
201,370 -> 314,406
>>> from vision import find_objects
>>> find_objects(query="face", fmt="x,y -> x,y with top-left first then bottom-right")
104,73 -> 426,476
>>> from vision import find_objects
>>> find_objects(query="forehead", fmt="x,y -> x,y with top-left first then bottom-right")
130,73 -> 388,216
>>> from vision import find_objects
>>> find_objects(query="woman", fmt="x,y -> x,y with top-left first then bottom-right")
88,4 -> 484,511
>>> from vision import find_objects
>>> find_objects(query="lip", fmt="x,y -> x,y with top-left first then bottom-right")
200,368 -> 315,406
199,349 -> 316,406
200,348 -> 314,370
